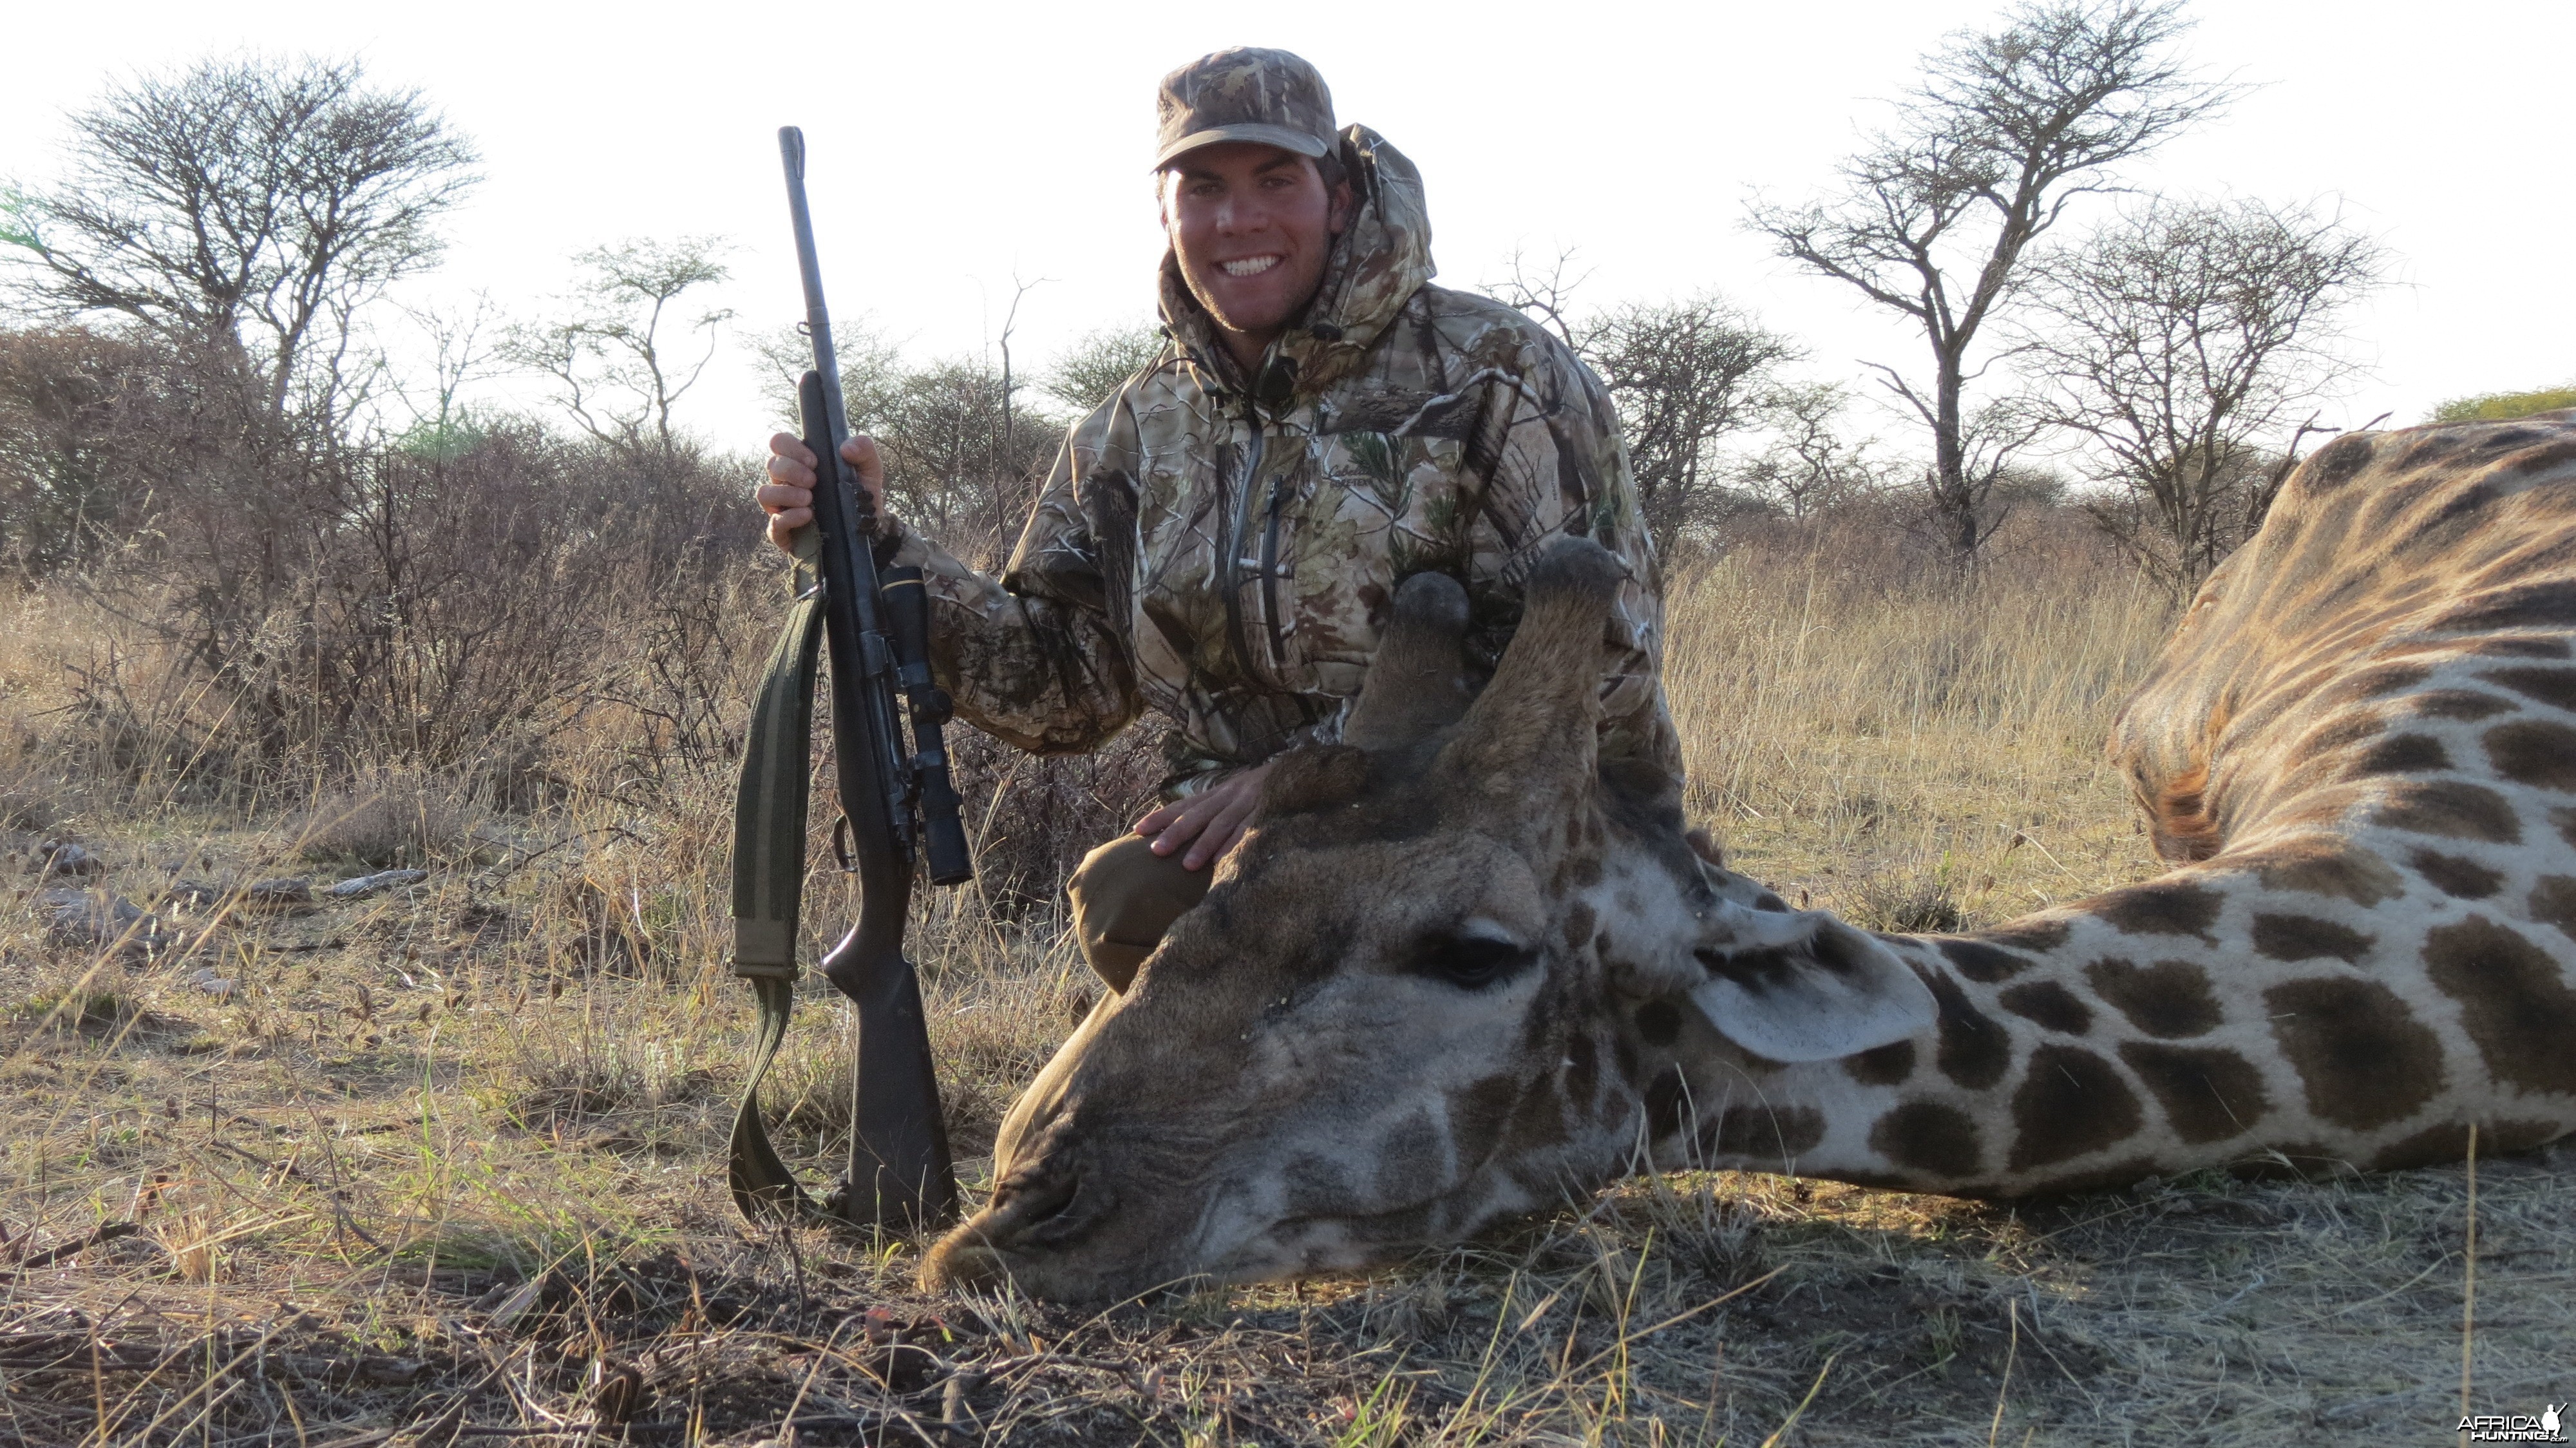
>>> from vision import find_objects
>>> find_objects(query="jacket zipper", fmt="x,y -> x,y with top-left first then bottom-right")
1258,459 -> 1291,669
1218,400 -> 1271,684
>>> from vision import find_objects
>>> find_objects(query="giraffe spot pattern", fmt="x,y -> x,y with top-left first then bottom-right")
2410,690 -> 2517,721
1986,919 -> 2073,952
1706,1104 -> 1826,1163
2117,1042 -> 2270,1144
2433,582 -> 2576,634
2484,719 -> 2576,792
1925,971 -> 2012,1089
2085,957 -> 2223,1038
2320,663 -> 2430,707
2420,915 -> 2576,1097
2246,838 -> 2406,906
2346,733 -> 2450,777
2307,434 -> 2375,490
1998,980 -> 2094,1034
2007,1045 -> 2145,1172
2463,636 -> 2571,659
2264,976 -> 2448,1130
2250,913 -> 2376,963
1374,1106 -> 1446,1203
2481,665 -> 2576,711
1844,1039 -> 1915,1085
1634,1000 -> 1682,1047
1508,1070 -> 1573,1148
2370,779 -> 2523,843
1562,901 -> 1597,952
1869,1100 -> 1983,1178
1448,1074 -> 1520,1151
2287,712 -> 2385,763
1564,1031 -> 1600,1100
2409,848 -> 2504,899
2528,876 -> 2576,938
2089,881 -> 2224,939
1938,937 -> 2032,983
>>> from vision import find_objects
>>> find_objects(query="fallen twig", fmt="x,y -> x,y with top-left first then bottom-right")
6,1221 -> 140,1272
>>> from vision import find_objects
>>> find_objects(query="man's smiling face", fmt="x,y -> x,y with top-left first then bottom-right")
1160,140 -> 1352,366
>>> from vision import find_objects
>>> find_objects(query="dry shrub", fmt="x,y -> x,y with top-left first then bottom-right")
0,787 -> 58,832
5,986 -> 133,1034
294,770 -> 484,868
509,1036 -> 712,1125
950,727 -> 1162,914
1845,862 -> 1969,933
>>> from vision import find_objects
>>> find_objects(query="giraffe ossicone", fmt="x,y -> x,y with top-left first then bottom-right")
925,412 -> 2576,1302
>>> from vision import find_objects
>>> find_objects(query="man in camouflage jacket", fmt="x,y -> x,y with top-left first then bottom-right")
761,48 -> 1672,989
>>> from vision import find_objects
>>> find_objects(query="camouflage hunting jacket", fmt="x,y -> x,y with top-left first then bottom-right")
889,126 -> 1674,798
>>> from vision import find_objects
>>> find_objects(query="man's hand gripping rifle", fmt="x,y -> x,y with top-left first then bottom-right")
726,126 -> 973,1234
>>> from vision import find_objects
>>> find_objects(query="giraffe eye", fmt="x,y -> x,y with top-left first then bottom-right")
1412,931 -> 1534,989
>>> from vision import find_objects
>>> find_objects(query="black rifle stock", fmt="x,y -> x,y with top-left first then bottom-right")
725,125 -> 968,1234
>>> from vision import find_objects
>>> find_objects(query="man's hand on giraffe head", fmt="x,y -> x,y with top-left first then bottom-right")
1133,759 -> 1278,872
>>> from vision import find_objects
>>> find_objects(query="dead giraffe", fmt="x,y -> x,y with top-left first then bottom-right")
925,412 -> 2576,1301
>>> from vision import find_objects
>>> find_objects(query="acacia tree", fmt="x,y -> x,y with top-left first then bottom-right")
1041,323 -> 1165,414
510,238 -> 734,464
1748,1 -> 2228,569
1736,383 -> 1886,522
873,358 -> 1058,558
1492,254 -> 1796,551
2431,386 -> 2576,424
2020,197 -> 2383,596
1582,296 -> 1800,551
0,56 -> 478,432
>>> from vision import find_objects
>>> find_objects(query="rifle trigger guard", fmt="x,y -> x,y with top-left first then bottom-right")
831,814 -> 855,873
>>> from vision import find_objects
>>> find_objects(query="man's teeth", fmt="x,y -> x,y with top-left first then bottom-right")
1221,256 -> 1282,277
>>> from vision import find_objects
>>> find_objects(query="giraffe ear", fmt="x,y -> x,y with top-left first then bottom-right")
1687,906 -> 1936,1063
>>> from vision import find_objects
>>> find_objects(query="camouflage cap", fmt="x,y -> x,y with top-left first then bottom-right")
1152,47 -> 1338,171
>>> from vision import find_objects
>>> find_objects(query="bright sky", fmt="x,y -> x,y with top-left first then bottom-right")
6,0 -> 2570,462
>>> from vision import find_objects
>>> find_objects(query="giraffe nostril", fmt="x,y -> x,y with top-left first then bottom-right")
994,1167 -> 1098,1248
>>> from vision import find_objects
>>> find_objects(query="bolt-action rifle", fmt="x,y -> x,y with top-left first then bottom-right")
726,125 -> 972,1234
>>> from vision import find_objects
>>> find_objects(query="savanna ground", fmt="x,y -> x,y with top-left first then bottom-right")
1,518 -> 2568,1447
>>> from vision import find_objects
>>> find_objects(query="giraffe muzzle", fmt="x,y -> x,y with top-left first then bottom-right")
922,1158 -> 1117,1286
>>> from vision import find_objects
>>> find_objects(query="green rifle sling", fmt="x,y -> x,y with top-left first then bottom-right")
726,591 -> 828,1223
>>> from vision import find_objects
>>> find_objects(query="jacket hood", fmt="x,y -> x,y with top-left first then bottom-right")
1157,124 -> 1434,409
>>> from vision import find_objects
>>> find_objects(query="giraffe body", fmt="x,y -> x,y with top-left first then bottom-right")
927,414 -> 2576,1300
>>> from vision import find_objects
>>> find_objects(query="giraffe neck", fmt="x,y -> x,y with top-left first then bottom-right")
1642,792 -> 2576,1196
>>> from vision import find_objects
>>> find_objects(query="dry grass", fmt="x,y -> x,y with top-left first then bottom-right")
291,771 -> 490,872
1,529 -> 2570,1446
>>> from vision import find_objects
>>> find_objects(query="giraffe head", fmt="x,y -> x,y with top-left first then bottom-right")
922,538 -> 1934,1300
